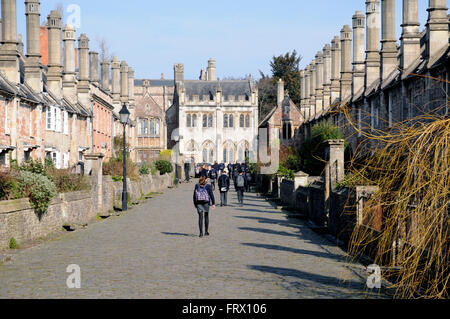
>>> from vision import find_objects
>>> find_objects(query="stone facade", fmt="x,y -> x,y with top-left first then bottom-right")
0,1 -> 137,172
168,59 -> 259,165
133,78 -> 174,162
297,0 -> 449,153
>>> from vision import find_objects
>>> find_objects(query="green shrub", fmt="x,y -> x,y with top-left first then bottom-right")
47,168 -> 91,193
155,160 -> 173,175
139,163 -> 150,175
299,122 -> 346,176
9,237 -> 18,249
15,171 -> 57,217
12,159 -> 49,178
112,176 -> 123,182
277,165 -> 295,180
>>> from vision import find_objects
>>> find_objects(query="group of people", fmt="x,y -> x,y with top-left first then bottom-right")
191,162 -> 253,238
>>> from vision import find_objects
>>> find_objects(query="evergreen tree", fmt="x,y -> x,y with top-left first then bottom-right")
270,50 -> 302,106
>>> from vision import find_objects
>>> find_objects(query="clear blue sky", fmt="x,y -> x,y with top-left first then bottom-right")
16,0 -> 433,80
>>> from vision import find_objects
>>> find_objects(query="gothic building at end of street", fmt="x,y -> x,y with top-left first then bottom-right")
167,58 -> 259,165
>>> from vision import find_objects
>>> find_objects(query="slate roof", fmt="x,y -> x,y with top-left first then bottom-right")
135,79 -> 175,87
184,80 -> 252,99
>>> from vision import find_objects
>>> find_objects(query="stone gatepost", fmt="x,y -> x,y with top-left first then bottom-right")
324,140 -> 345,225
84,153 -> 105,216
294,171 -> 309,190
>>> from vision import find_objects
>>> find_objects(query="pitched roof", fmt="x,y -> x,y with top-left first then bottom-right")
184,80 -> 251,99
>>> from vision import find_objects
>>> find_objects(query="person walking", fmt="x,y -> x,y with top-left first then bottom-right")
227,163 -> 233,179
218,169 -> 230,207
219,162 -> 225,175
200,164 -> 209,178
209,166 -> 218,191
193,176 -> 215,238
245,168 -> 252,192
235,170 -> 247,206
184,160 -> 191,182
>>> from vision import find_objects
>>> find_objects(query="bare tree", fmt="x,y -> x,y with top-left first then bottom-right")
97,37 -> 114,62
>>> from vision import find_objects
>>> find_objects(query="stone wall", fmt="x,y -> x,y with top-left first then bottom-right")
0,192 -> 91,250
0,172 -> 174,251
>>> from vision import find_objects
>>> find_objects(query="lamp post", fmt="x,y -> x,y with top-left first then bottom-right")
119,103 -> 130,212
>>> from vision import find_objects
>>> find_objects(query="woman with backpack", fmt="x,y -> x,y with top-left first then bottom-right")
193,176 -> 215,238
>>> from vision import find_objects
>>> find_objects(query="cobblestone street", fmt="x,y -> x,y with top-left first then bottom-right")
0,182 -> 387,299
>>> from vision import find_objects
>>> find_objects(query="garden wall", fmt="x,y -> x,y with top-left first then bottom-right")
0,172 -> 174,251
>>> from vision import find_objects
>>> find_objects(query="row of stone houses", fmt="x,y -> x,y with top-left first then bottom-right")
0,0 -> 138,172
296,0 -> 449,153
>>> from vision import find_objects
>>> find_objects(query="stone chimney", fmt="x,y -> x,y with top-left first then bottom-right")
330,36 -> 341,104
207,58 -> 216,81
100,59 -> 110,92
340,25 -> 353,102
174,63 -> 184,84
315,51 -> 324,113
401,0 -> 421,71
309,60 -> 316,116
77,33 -> 90,103
304,65 -> 311,111
381,0 -> 398,83
128,67 -> 135,106
277,78 -> 284,108
62,24 -> 77,102
0,0 -> 20,85
323,44 -> 332,110
111,56 -> 121,103
120,61 -> 129,105
0,19 -> 3,43
89,51 -> 99,86
46,10 -> 62,99
24,0 -> 42,93
300,69 -> 305,108
352,11 -> 366,96
426,0 -> 449,65
200,68 -> 206,80
365,0 -> 381,89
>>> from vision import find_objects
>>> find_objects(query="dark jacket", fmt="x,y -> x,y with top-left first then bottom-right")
218,174 -> 230,192
219,163 -> 225,171
193,184 -> 215,207
209,168 -> 218,180
213,163 -> 219,171
234,174 -> 248,191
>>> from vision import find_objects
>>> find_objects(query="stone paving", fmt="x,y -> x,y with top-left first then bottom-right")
0,181 -> 389,299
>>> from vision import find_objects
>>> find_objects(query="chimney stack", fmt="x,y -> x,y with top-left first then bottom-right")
111,56 -> 121,104
309,61 -> 317,116
304,65 -> 311,112
120,61 -> 129,105
401,0 -> 421,71
24,0 -> 42,93
207,58 -> 216,81
277,78 -> 284,108
381,0 -> 398,83
300,69 -> 305,108
426,0 -> 449,65
100,59 -> 110,92
340,25 -> 353,102
128,67 -> 135,107
62,24 -> 77,102
315,51 -> 324,113
89,51 -> 99,86
330,36 -> 342,104
323,44 -> 332,110
200,68 -> 206,80
0,0 -> 20,85
352,11 -> 366,96
77,33 -> 90,103
174,63 -> 184,84
365,0 -> 381,89
47,10 -> 62,99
